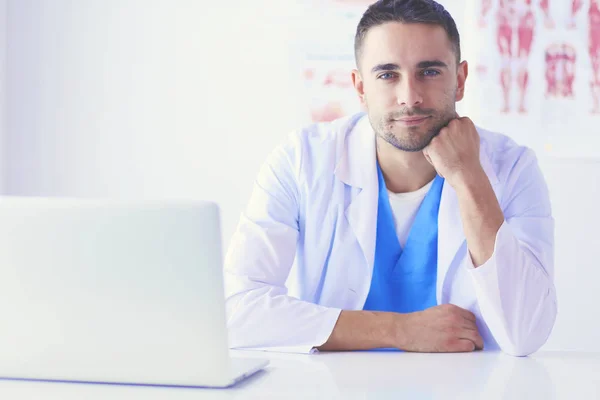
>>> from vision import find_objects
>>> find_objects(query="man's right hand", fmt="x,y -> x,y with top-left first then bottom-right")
394,304 -> 484,352
317,305 -> 484,353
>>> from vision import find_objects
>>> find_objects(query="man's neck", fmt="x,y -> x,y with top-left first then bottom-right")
376,136 -> 438,194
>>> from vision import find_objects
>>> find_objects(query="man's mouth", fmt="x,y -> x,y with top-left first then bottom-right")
392,116 -> 431,126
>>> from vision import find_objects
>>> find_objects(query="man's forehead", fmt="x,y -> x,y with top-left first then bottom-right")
361,22 -> 455,67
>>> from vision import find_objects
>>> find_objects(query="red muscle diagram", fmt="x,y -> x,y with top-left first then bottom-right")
481,1 -> 555,113
304,67 -> 356,122
570,0 -> 600,113
545,43 -> 577,98
322,69 -> 354,89
589,0 -> 600,113
568,0 -> 584,29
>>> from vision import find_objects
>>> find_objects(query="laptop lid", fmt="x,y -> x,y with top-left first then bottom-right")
0,197 -> 235,387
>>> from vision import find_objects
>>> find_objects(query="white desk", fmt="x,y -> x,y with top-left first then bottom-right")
0,350 -> 598,399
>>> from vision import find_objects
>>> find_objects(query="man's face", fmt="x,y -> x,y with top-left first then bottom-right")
352,22 -> 468,152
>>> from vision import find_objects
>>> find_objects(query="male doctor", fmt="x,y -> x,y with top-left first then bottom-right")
224,0 -> 556,356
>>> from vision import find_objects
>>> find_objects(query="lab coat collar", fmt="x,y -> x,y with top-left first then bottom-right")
334,113 -> 375,190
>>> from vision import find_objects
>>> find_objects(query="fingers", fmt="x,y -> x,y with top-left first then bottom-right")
442,304 -> 483,351
474,334 -> 484,350
455,307 -> 477,324
442,303 -> 476,323
459,328 -> 484,351
445,339 -> 476,353
461,323 -> 479,332
423,151 -> 433,166
461,310 -> 477,324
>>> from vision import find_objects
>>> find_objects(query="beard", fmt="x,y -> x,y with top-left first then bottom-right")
369,104 -> 456,152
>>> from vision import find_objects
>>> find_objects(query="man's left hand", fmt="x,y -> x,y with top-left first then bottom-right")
424,115 -> 504,267
423,116 -> 484,188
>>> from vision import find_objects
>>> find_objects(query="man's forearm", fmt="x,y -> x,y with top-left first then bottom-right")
316,310 -> 400,351
317,305 -> 484,353
454,169 -> 504,267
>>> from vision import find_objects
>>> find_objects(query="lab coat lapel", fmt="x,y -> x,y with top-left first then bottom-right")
334,114 -> 379,274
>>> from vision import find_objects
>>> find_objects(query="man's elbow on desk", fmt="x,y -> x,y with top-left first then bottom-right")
496,297 -> 558,357
476,279 -> 558,357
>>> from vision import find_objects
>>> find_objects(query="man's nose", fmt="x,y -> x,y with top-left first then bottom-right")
396,77 -> 424,107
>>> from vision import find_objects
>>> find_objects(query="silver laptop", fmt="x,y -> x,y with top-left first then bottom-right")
0,196 -> 267,388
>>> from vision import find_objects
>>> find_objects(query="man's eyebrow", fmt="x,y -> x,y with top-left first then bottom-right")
371,63 -> 400,73
370,60 -> 449,74
417,60 -> 448,69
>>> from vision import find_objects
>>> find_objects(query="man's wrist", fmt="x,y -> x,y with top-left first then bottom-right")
451,164 -> 487,194
386,312 -> 409,349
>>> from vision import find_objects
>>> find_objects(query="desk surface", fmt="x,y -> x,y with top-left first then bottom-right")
0,350 -> 598,399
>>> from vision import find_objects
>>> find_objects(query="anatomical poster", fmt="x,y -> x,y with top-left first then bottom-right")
467,0 -> 600,157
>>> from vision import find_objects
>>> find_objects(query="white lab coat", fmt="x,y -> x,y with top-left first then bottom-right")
224,113 -> 556,356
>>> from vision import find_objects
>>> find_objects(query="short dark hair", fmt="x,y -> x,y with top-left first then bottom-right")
354,0 -> 461,69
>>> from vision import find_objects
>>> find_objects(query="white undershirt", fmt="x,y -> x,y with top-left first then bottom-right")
387,179 -> 434,248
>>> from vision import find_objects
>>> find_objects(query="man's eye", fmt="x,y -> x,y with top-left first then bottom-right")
378,72 -> 396,80
422,69 -> 441,77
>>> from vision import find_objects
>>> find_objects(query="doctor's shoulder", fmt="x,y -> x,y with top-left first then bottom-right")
258,114 -> 360,188
476,126 -> 549,200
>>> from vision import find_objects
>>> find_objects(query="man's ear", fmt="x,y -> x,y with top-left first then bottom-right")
455,60 -> 468,102
352,69 -> 367,106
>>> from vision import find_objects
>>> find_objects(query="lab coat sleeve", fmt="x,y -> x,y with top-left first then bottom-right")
223,133 -> 341,354
467,149 -> 556,356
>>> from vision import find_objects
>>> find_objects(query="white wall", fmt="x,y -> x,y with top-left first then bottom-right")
538,158 -> 600,351
0,0 -> 6,192
6,0 -> 307,244
5,0 -> 599,351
